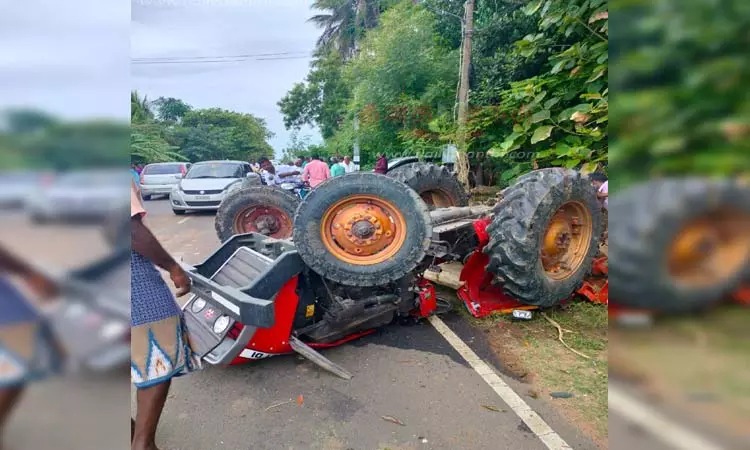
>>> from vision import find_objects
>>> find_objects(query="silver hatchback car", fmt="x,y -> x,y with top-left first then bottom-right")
140,162 -> 192,200
169,160 -> 253,215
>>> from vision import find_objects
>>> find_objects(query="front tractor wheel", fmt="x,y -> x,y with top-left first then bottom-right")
215,186 -> 299,243
293,173 -> 432,287
484,168 -> 603,307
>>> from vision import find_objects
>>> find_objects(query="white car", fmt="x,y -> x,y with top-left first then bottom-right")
170,160 -> 253,215
0,171 -> 54,209
140,162 -> 192,200
26,170 -> 129,223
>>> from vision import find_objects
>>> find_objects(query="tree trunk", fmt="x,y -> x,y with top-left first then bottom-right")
455,0 -> 474,191
474,161 -> 484,186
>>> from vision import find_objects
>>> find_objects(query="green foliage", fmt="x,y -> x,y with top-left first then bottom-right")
169,108 -> 274,162
278,50 -> 350,139
1,109 -> 127,170
309,0 -> 395,59
131,90 -> 154,124
482,0 -> 609,178
25,120 -> 128,170
609,0 -> 750,188
129,92 -> 275,165
282,0 -> 610,185
152,97 -> 192,123
1,109 -> 58,135
343,1 -> 458,162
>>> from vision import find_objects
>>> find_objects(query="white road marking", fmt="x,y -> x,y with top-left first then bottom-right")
609,385 -> 725,450
178,217 -> 191,225
428,315 -> 572,450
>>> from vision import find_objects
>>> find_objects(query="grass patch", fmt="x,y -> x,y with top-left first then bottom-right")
610,305 -> 750,437
454,294 -> 608,447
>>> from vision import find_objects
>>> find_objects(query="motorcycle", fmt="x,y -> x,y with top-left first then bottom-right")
278,180 -> 310,200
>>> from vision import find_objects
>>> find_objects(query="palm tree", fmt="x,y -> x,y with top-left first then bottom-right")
309,0 -> 383,59
131,90 -> 154,124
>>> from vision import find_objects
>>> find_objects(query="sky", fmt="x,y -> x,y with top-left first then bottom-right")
0,0 -> 130,120
0,0 -> 323,159
131,0 -> 324,158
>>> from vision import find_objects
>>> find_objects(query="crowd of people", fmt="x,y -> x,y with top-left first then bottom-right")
252,153 -> 373,190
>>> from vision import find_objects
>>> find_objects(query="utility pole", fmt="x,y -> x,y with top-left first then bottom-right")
455,0 -> 474,190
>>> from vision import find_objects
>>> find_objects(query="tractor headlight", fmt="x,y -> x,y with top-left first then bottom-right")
191,298 -> 206,313
213,315 -> 231,334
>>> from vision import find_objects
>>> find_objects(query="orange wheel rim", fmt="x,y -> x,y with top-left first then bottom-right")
667,210 -> 750,288
320,195 -> 407,265
540,201 -> 593,280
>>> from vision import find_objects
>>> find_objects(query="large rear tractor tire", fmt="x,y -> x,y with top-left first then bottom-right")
609,178 -> 750,313
387,162 -> 469,209
484,168 -> 603,307
293,173 -> 432,287
215,186 -> 299,243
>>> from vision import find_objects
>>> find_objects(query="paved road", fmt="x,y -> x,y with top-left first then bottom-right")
4,204 -> 738,450
136,199 -> 598,450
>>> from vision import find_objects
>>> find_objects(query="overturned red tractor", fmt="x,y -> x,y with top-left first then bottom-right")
181,168 -> 604,376
214,160 -> 469,243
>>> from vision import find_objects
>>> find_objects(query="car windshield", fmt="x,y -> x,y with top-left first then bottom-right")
144,164 -> 183,175
185,163 -> 243,179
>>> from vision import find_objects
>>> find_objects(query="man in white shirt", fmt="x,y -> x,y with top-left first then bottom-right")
342,156 -> 357,173
256,158 -> 302,186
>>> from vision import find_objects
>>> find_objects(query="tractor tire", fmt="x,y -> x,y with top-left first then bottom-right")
215,186 -> 299,243
609,178 -> 750,313
387,162 -> 469,209
293,173 -> 432,287
484,168 -> 603,307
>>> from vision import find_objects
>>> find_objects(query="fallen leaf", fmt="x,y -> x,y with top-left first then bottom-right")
381,415 -> 406,426
297,395 -> 304,406
527,389 -> 539,399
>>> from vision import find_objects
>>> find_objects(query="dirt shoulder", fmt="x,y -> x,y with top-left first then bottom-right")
452,295 -> 609,448
609,305 -> 750,442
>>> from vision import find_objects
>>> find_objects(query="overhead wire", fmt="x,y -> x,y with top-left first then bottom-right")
131,51 -> 313,65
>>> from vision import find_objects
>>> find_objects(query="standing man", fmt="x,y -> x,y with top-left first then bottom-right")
131,164 -> 142,192
302,154 -> 331,188
590,173 -> 608,210
330,157 -> 345,177
342,156 -> 356,173
258,158 -> 299,185
374,152 -> 388,175
0,246 -> 61,448
130,180 -> 199,450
